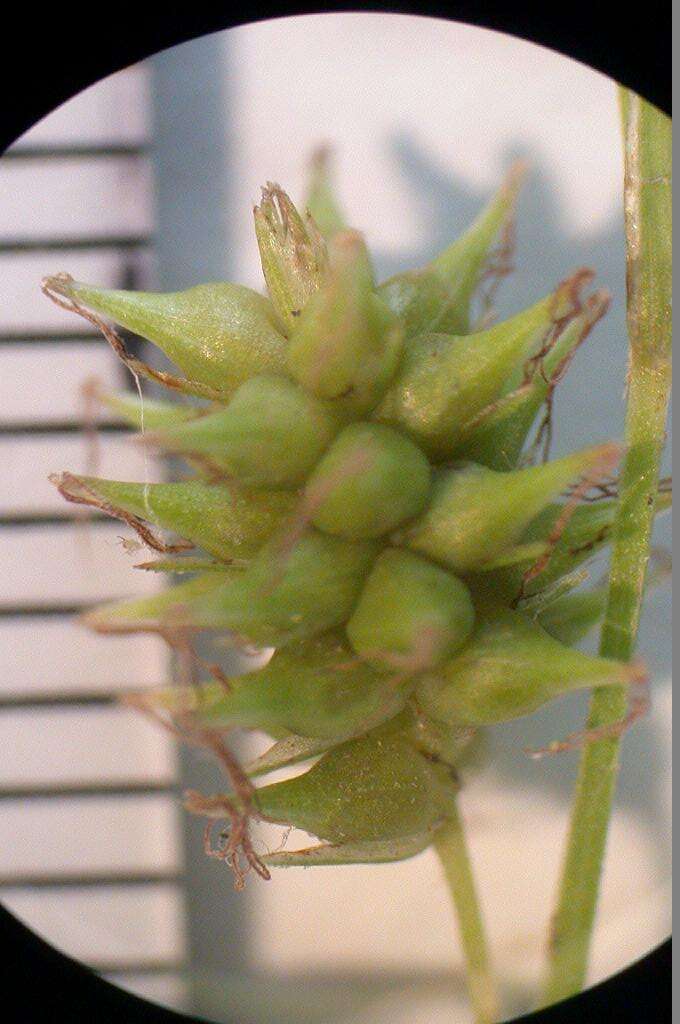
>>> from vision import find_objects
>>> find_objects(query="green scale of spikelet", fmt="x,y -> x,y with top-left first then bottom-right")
45,156 -> 670,875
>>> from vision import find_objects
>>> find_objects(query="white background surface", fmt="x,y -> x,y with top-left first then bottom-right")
2,14 -> 671,1022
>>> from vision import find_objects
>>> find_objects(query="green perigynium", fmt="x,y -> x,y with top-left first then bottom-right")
305,422 -> 431,538
46,161 -> 670,891
56,278 -> 289,395
346,548 -> 474,671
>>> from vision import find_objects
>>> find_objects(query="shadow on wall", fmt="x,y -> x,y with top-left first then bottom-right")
374,131 -> 670,879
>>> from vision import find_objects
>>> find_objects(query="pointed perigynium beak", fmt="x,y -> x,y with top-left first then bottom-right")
415,608 -> 646,726
134,633 -> 415,741
379,158 -> 528,337
49,472 -> 296,560
42,273 -> 288,394
401,443 -> 622,574
376,269 -> 596,458
146,375 -> 344,487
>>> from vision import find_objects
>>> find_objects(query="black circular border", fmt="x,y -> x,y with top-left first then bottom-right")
0,901 -> 671,1022
0,2 -> 670,153
1,4 -> 670,1022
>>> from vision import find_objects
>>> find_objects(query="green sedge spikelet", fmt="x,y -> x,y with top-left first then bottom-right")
45,160 -> 669,884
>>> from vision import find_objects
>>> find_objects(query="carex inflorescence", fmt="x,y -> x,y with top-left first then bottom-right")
44,155 -> 668,888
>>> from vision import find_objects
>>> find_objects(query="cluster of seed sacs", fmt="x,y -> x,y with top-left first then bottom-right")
46,169 -> 659,879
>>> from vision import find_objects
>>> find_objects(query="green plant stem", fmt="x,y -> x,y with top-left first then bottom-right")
542,89 -> 671,1005
435,800 -> 499,1023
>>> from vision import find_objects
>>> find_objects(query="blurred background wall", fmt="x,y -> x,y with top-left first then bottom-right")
1,14 -> 670,1024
